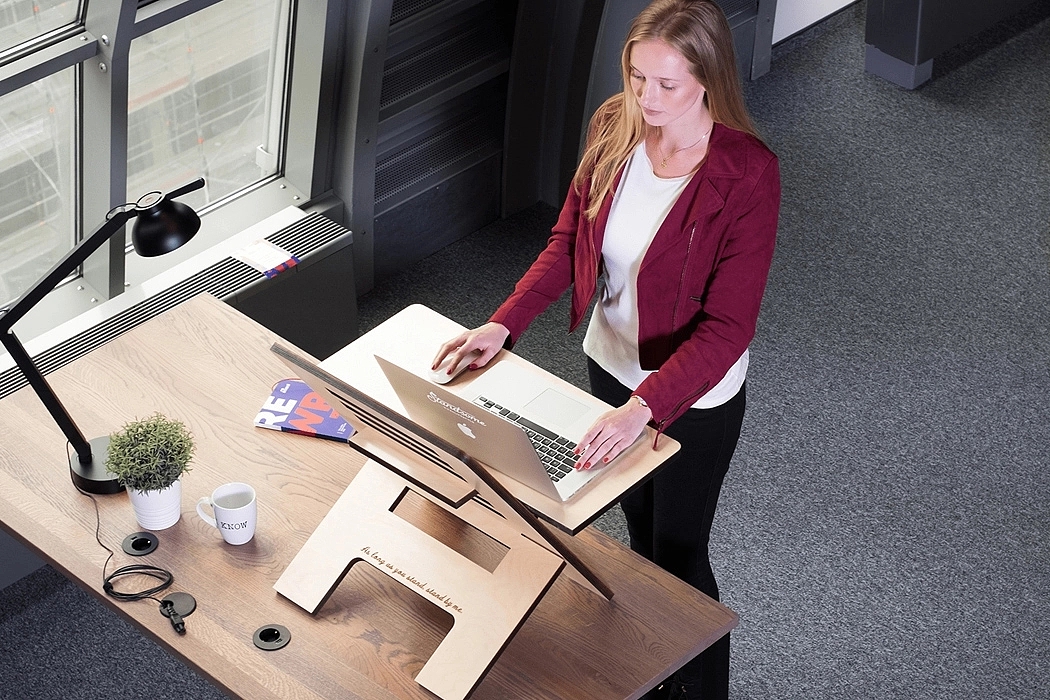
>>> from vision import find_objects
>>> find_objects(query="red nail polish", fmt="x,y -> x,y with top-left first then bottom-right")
583,462 -> 591,470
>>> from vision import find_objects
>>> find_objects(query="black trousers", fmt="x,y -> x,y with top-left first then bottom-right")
587,358 -> 745,700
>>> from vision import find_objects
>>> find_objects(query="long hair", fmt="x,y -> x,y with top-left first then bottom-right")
574,0 -> 759,220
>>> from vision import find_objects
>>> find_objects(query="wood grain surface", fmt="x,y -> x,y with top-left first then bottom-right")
0,293 -> 736,699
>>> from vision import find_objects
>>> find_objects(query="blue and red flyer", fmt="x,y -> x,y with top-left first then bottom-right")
254,378 -> 355,442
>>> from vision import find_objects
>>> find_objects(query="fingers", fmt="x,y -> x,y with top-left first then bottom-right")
573,401 -> 650,469
431,332 -> 470,370
573,420 -> 620,470
575,430 -> 632,469
470,344 -> 500,370
573,422 -> 603,464
431,323 -> 510,372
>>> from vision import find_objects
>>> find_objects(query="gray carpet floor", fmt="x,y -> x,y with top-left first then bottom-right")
2,3 -> 1049,698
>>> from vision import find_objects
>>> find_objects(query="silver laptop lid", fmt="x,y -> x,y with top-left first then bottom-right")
375,355 -> 565,500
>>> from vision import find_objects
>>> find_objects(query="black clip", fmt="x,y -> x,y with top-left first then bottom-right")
159,599 -> 186,634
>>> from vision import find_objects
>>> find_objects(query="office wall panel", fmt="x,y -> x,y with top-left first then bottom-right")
333,0 -> 516,290
864,0 -> 1043,87
374,154 -> 501,281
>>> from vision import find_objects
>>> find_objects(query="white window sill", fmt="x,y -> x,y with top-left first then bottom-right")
3,177 -> 307,367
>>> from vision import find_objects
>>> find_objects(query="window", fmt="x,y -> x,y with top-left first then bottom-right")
0,0 -> 330,342
0,0 -> 80,56
0,67 -> 75,306
127,0 -> 288,219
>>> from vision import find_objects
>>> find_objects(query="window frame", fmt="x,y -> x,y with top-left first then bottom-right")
0,0 -> 340,343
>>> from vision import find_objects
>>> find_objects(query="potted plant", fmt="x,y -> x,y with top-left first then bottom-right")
106,413 -> 195,530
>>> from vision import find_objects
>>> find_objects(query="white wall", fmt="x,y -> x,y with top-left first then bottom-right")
772,0 -> 856,44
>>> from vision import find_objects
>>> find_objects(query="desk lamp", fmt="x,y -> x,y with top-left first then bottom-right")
0,178 -> 206,494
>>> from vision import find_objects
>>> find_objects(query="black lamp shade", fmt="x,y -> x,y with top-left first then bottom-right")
132,198 -> 201,257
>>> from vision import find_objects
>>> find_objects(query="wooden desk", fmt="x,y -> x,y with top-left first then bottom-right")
0,293 -> 736,699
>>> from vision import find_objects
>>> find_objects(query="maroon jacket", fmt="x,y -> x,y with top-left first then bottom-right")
491,123 -> 780,433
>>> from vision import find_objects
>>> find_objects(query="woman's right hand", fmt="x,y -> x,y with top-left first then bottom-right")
431,322 -> 511,376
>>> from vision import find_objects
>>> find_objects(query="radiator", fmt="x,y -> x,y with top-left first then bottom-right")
0,209 -> 355,401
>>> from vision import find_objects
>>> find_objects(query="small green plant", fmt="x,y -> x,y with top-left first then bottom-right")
106,413 -> 194,493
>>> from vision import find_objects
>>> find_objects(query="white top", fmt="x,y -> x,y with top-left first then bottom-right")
582,142 -> 748,410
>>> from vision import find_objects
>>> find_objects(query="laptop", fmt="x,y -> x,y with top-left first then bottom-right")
375,355 -> 634,502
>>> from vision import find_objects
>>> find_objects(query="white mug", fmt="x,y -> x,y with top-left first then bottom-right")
196,482 -> 257,545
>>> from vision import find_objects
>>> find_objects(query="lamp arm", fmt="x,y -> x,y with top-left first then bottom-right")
164,177 -> 205,202
0,208 -> 134,334
0,331 -> 93,463
0,207 -> 134,465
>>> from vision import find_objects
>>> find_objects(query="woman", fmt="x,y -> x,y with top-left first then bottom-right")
433,2 -> 779,697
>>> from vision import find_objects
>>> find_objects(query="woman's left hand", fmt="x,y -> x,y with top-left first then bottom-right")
573,398 -> 652,470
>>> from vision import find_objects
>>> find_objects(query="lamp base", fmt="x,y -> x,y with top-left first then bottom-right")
69,436 -> 124,494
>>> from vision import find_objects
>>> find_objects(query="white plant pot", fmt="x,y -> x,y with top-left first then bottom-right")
127,479 -> 182,530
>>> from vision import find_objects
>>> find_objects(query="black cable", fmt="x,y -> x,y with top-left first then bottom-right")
102,564 -> 173,603
67,443 -> 185,633
67,445 -> 117,579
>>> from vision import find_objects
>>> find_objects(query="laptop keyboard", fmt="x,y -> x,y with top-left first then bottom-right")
473,396 -> 578,482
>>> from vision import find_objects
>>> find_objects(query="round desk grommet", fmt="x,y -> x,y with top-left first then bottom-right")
121,532 -> 159,556
253,624 -> 291,651
162,592 -> 197,618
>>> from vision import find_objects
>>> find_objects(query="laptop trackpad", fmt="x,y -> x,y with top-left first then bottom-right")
524,389 -> 590,427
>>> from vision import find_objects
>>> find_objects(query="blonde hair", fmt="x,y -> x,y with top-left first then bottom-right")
574,0 -> 760,220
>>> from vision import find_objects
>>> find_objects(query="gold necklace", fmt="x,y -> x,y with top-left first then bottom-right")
657,125 -> 713,169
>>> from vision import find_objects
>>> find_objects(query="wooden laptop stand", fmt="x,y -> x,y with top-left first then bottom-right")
319,303 -> 682,535
272,344 -> 613,700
